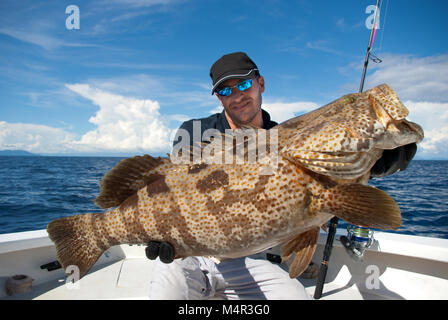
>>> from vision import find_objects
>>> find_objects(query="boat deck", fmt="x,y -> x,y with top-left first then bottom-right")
0,257 -> 382,300
1,229 -> 447,300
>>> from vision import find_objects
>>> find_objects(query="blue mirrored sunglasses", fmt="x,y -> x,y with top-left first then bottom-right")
217,79 -> 253,97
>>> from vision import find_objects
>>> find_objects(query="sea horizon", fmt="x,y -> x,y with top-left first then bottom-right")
0,157 -> 447,239
1,152 -> 447,161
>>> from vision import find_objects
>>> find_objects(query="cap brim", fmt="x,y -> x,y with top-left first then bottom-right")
211,68 -> 258,94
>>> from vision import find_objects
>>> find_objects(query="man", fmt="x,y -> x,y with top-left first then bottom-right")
147,52 -> 417,299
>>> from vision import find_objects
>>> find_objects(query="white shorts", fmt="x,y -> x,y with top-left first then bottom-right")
148,253 -> 312,300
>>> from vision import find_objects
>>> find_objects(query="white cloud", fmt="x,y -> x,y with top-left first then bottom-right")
404,100 -> 448,159
0,85 -> 174,155
0,27 -> 98,51
419,127 -> 448,156
365,53 -> 448,102
306,40 -> 345,57
209,105 -> 223,115
0,121 -> 76,154
263,101 -> 320,123
404,101 -> 448,131
66,84 -> 173,153
0,28 -> 61,51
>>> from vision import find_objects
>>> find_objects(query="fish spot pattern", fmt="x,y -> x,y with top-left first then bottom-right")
96,84 -> 422,259
46,84 -> 425,280
275,85 -> 413,179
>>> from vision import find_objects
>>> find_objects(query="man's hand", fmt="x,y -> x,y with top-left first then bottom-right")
370,143 -> 417,178
145,241 -> 175,263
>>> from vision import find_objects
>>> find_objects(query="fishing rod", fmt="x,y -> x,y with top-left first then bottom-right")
359,0 -> 381,92
313,0 -> 381,300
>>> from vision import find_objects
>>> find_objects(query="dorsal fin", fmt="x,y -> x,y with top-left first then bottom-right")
94,154 -> 171,209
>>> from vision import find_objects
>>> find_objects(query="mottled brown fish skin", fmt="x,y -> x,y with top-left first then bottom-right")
275,84 -> 423,179
88,158 -> 331,259
47,156 -> 336,278
47,84 -> 423,279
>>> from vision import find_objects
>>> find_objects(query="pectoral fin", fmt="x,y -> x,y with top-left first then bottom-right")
321,223 -> 328,233
281,227 -> 319,278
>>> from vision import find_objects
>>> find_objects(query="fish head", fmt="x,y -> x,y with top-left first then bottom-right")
368,83 -> 409,124
366,84 -> 424,149
276,84 -> 424,179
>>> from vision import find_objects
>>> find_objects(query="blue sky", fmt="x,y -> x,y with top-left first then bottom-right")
0,0 -> 447,158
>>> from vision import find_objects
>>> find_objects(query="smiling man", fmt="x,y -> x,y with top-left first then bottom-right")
171,52 -> 277,150
211,52 -> 266,129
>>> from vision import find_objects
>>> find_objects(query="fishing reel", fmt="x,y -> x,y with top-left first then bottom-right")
340,225 -> 376,262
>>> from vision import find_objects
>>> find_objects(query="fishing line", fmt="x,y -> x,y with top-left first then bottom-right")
359,0 -> 381,93
370,2 -> 380,48
371,0 -> 383,49
369,0 -> 388,64
377,0 -> 390,53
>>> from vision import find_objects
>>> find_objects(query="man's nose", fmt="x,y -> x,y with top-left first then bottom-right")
231,87 -> 245,100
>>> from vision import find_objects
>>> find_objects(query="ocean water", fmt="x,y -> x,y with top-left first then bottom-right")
0,157 -> 447,239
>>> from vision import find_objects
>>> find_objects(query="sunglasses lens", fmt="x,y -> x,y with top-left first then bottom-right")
218,87 -> 231,96
217,79 -> 253,97
237,79 -> 252,91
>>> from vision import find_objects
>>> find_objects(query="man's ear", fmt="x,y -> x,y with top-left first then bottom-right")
258,76 -> 265,94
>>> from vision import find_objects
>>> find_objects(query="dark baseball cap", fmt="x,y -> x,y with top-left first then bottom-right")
210,52 -> 259,94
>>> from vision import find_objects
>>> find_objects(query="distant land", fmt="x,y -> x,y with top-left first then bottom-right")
0,150 -> 40,156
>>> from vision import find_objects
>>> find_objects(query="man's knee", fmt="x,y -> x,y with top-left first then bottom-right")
149,257 -> 214,300
149,258 -> 190,299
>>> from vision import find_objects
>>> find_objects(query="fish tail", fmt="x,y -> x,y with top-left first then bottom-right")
47,213 -> 108,279
318,183 -> 402,230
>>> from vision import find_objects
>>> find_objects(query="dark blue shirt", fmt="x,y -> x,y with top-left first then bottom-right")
173,109 -> 277,148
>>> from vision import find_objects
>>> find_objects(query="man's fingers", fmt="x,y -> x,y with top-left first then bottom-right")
159,242 -> 175,264
145,241 -> 161,260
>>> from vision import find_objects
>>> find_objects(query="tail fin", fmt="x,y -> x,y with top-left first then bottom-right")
47,213 -> 106,279
319,183 -> 402,230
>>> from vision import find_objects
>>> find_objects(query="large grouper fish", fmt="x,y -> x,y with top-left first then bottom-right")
47,84 -> 424,279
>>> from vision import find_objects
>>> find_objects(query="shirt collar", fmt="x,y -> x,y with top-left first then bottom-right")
220,109 -> 277,130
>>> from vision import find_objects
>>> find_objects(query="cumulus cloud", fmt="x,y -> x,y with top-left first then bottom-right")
404,101 -> 448,159
262,101 -> 320,123
0,121 -> 76,154
66,84 -> 173,153
0,85 -> 174,155
365,53 -> 448,102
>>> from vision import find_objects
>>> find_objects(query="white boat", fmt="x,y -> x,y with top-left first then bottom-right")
1,228 -> 447,300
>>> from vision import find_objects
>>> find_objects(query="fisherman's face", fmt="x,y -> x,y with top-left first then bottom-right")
215,76 -> 265,128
